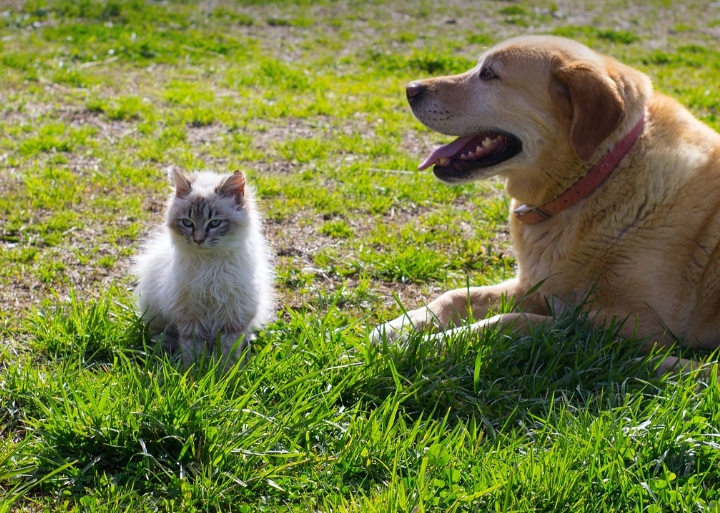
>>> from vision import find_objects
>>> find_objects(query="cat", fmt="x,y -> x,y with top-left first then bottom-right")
133,167 -> 275,365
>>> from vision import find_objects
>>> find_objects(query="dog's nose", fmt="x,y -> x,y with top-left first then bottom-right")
406,81 -> 423,101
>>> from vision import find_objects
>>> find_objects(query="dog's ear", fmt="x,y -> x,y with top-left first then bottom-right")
551,62 -> 626,162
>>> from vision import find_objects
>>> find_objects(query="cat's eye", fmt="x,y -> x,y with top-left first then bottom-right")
208,219 -> 222,229
181,219 -> 194,228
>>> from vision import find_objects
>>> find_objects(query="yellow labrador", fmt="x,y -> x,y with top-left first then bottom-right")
372,35 -> 720,373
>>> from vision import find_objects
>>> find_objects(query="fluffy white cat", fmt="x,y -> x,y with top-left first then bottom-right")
133,167 -> 275,365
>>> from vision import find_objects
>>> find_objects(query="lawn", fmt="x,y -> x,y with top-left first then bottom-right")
1,0 -> 720,511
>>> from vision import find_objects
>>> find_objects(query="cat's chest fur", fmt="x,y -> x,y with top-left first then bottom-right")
170,247 -> 258,320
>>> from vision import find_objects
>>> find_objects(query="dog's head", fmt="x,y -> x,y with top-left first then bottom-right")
407,35 -> 651,185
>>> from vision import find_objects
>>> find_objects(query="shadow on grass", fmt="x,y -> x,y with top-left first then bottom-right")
353,302 -> 708,433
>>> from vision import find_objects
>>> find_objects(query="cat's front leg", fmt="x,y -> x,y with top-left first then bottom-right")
177,324 -> 251,367
153,323 -> 179,353
176,323 -> 204,367
219,331 -> 252,364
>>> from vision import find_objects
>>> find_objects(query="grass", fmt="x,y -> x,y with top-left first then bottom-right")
2,0 -> 720,511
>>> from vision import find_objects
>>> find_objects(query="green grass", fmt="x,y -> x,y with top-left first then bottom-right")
2,0 -> 720,511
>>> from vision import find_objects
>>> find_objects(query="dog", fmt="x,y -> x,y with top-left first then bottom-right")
372,35 -> 720,373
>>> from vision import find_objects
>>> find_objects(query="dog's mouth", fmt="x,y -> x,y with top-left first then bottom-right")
418,132 -> 522,181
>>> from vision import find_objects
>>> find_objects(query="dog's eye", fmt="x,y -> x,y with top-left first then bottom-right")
479,67 -> 497,81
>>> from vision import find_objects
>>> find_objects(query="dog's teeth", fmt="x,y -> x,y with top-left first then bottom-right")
437,157 -> 450,165
476,145 -> 482,154
482,138 -> 492,147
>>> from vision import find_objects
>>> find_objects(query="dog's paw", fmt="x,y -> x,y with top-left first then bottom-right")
369,309 -> 439,344
370,319 -> 411,344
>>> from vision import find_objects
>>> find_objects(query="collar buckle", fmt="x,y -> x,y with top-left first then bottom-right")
513,204 -> 550,223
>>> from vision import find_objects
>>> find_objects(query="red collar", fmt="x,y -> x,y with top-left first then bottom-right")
514,115 -> 645,225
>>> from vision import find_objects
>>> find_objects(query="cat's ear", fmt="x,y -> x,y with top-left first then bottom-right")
168,167 -> 192,198
217,171 -> 246,204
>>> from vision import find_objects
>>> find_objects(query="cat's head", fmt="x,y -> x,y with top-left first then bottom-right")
165,167 -> 251,250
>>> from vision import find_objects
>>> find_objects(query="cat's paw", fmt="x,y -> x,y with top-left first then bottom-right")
220,332 -> 252,364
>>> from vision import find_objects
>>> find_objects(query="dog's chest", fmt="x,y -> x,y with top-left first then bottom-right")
513,213 -> 643,301
513,216 -> 582,283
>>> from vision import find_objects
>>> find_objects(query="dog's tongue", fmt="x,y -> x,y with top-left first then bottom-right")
418,135 -> 475,171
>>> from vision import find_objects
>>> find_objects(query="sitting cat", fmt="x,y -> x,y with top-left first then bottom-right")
133,167 -> 275,365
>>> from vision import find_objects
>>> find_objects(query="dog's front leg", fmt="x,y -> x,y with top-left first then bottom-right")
427,312 -> 551,343
371,278 -> 542,343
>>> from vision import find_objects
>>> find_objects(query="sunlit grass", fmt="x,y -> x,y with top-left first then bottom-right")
2,0 -> 720,511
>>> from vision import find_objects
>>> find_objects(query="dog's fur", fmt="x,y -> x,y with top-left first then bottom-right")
372,36 -> 720,372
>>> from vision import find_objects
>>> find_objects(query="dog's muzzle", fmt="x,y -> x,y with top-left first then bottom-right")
406,81 -> 423,102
